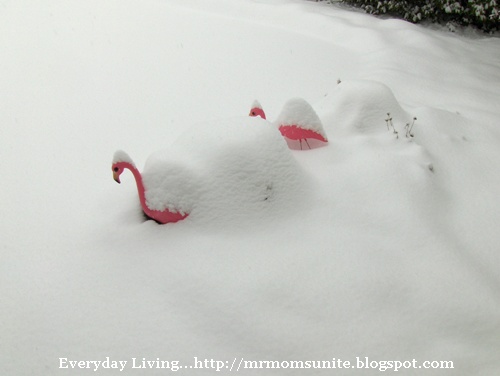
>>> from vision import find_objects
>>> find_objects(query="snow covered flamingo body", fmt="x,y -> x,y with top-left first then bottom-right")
249,98 -> 327,149
110,117 -> 306,226
275,98 -> 328,149
112,151 -> 189,224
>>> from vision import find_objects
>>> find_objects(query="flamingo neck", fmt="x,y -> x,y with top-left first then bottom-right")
122,162 -> 151,216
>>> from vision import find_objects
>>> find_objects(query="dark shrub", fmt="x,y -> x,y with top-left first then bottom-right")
317,0 -> 499,32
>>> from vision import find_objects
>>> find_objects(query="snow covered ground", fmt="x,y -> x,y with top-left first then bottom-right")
1,0 -> 500,374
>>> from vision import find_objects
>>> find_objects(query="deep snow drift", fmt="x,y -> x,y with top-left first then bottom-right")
1,0 -> 500,375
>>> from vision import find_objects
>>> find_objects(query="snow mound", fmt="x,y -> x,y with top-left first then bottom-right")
146,116 -> 308,227
275,97 -> 326,137
316,80 -> 411,135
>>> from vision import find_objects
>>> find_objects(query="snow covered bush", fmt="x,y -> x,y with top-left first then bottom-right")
317,0 -> 499,32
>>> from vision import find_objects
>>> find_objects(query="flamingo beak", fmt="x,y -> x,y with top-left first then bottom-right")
113,171 -> 121,184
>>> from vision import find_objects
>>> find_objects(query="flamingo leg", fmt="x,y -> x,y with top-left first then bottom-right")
304,139 -> 311,149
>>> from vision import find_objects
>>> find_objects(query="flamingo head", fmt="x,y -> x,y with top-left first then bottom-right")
112,163 -> 125,184
111,150 -> 135,184
249,100 -> 266,119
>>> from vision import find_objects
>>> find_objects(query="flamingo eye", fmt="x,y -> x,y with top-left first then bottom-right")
113,167 -> 119,172
251,111 -> 255,115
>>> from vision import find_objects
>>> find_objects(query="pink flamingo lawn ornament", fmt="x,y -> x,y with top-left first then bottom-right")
275,98 -> 328,150
249,98 -> 328,150
111,150 -> 189,224
249,100 -> 266,119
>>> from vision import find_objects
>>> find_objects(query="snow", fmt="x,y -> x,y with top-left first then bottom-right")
250,100 -> 263,110
1,0 -> 500,375
141,147 -> 201,215
112,150 -> 136,166
315,79 -> 411,135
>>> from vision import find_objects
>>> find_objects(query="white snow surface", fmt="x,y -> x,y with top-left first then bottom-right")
274,97 -> 327,138
1,0 -> 500,375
